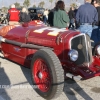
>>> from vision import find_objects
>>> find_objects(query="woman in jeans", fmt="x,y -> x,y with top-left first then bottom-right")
68,7 -> 75,29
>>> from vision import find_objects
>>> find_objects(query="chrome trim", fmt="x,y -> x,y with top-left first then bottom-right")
84,34 -> 89,67
68,49 -> 78,61
96,45 -> 100,55
69,34 -> 86,49
69,34 -> 90,67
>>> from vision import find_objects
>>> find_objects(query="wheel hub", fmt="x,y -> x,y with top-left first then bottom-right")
33,58 -> 51,92
38,72 -> 43,79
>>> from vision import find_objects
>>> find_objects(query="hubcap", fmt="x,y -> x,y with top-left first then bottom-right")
38,72 -> 43,79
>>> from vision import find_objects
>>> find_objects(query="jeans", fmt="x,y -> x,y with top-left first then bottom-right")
43,15 -> 47,25
91,26 -> 100,45
78,24 -> 93,37
68,18 -> 74,29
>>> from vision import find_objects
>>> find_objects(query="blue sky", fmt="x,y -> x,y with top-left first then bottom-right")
0,0 -> 84,8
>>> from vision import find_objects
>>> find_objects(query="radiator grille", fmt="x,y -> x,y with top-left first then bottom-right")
71,34 -> 92,65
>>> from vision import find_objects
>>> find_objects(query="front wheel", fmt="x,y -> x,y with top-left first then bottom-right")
31,49 -> 64,99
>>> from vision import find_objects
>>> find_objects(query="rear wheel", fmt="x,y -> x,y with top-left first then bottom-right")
31,49 -> 64,99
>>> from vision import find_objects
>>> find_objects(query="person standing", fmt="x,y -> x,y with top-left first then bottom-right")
74,6 -> 79,29
0,14 -> 6,24
53,0 -> 69,28
19,7 -> 31,23
76,0 -> 98,37
48,8 -> 56,27
68,7 -> 75,29
91,0 -> 100,44
93,0 -> 100,26
43,9 -> 49,25
7,4 -> 20,25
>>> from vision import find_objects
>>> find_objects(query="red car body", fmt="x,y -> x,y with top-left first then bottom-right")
0,21 -> 100,99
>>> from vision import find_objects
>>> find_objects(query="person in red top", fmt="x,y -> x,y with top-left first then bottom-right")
7,4 -> 20,25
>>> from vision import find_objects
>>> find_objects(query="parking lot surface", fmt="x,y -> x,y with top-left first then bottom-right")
0,57 -> 100,100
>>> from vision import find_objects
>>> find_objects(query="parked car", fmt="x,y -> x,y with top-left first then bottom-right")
28,7 -> 45,21
0,21 -> 100,99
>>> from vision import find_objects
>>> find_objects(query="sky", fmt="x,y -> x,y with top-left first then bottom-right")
0,0 -> 84,8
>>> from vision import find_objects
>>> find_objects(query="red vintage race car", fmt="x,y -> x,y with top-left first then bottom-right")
0,20 -> 100,99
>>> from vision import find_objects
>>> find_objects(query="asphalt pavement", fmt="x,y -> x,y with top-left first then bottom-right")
0,57 -> 100,100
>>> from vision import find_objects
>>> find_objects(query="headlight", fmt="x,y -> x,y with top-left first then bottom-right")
97,45 -> 100,55
68,49 -> 78,61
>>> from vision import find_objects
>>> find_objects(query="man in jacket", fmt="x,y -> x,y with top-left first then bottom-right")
76,0 -> 98,37
7,4 -> 20,25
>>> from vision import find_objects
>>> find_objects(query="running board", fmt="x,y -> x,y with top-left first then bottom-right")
66,73 -> 82,81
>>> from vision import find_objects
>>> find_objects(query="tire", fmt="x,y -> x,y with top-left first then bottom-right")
31,49 -> 64,99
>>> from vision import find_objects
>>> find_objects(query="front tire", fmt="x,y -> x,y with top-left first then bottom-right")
31,49 -> 64,99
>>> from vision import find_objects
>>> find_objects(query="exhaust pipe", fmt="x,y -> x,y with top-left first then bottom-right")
0,36 -> 6,42
0,36 -> 53,50
66,73 -> 82,81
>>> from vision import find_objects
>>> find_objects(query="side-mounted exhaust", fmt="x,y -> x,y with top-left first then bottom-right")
0,36 -> 53,50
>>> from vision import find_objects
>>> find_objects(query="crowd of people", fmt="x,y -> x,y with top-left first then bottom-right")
47,0 -> 100,45
7,4 -> 31,25
0,0 -> 100,45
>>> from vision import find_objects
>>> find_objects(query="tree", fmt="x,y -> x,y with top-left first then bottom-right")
14,2 -> 20,8
33,5 -> 36,8
23,0 -> 30,8
20,6 -> 24,9
49,0 -> 53,7
70,3 -> 77,8
38,1 -> 45,8
1,7 -> 8,13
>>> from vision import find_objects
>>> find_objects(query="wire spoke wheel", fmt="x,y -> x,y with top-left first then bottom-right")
33,58 -> 51,92
31,49 -> 64,99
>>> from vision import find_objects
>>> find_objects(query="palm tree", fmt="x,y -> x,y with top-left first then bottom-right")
23,0 -> 30,8
38,1 -> 45,8
14,2 -> 20,8
70,3 -> 77,8
1,7 -> 8,13
49,0 -> 53,7
33,5 -> 36,8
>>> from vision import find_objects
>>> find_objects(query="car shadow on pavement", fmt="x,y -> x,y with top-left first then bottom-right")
0,64 -> 11,100
63,78 -> 93,100
20,64 -> 93,100
20,66 -> 33,85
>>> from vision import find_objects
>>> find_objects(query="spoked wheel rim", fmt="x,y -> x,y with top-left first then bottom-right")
33,58 -> 51,92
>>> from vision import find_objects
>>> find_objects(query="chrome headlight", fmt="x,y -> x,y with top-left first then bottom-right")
68,49 -> 78,61
97,45 -> 100,55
